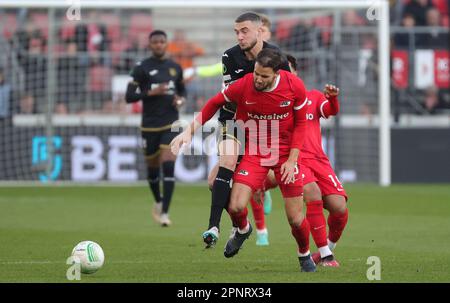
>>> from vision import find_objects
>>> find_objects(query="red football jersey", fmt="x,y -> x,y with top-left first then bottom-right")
301,89 -> 332,160
222,70 -> 307,161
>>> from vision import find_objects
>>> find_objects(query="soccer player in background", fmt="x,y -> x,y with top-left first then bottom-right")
263,54 -> 348,266
202,12 -> 290,248
171,48 -> 316,272
125,30 -> 186,227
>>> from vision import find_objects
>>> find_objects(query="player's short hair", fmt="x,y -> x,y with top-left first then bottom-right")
235,12 -> 262,24
149,30 -> 167,39
286,54 -> 297,71
258,13 -> 271,29
256,48 -> 284,72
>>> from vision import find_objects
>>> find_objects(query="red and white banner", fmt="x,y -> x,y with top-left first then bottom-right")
434,50 -> 450,89
392,50 -> 409,89
415,50 -> 435,89
414,50 -> 450,89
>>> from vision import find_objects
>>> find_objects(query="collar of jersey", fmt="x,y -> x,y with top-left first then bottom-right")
262,74 -> 280,92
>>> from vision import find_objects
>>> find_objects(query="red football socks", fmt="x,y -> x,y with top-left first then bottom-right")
306,200 -> 328,248
291,218 -> 310,255
328,208 -> 349,244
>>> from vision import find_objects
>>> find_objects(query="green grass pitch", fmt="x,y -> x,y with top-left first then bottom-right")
0,184 -> 449,282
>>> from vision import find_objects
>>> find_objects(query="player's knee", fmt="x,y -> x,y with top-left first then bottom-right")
287,212 -> 304,227
228,202 -> 245,215
324,196 -> 347,214
303,182 -> 322,202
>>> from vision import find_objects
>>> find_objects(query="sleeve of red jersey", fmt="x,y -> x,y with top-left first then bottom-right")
194,77 -> 245,125
317,90 -> 340,119
291,77 -> 308,150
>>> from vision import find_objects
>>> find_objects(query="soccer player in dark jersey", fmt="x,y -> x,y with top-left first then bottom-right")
126,30 -> 186,227
263,54 -> 348,267
202,12 -> 291,248
171,48 -> 316,272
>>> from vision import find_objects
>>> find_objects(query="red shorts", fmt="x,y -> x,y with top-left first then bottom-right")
233,155 -> 303,198
301,157 -> 348,201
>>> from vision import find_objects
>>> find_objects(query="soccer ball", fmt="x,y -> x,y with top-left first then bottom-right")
71,241 -> 105,274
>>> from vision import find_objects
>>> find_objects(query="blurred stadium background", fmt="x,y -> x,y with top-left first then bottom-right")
0,0 -> 450,281
0,0 -> 448,185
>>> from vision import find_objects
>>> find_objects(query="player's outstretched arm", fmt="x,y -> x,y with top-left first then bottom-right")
321,84 -> 340,117
170,92 -> 227,155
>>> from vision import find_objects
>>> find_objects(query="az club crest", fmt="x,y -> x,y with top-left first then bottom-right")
169,68 -> 177,77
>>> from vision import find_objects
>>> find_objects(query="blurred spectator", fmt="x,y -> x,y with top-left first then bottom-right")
87,55 -> 112,111
21,31 -> 47,113
422,86 -> 441,114
421,8 -> 449,49
167,29 -> 204,70
403,0 -> 434,26
390,0 -> 406,26
167,29 -> 205,114
342,10 -> 367,26
115,41 -> 140,74
283,19 -> 319,72
394,13 -> 422,48
12,25 -> 32,64
19,94 -> 36,114
56,39 -> 87,114
74,23 -> 89,52
0,69 -> 11,118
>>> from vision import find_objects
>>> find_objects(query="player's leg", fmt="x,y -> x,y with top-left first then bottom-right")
323,194 -> 348,251
274,165 -> 316,272
309,159 -> 349,254
202,163 -> 220,247
262,171 -> 276,216
303,181 -> 338,267
158,130 -> 179,227
249,189 -> 269,246
223,182 -> 253,258
203,137 -> 239,246
224,159 -> 267,258
207,163 -> 219,190
142,131 -> 163,223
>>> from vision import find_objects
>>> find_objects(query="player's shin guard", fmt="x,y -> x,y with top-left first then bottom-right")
147,167 -> 162,203
249,197 -> 265,231
229,207 -> 249,231
291,218 -> 311,256
161,161 -> 175,214
327,208 -> 349,245
208,167 -> 234,230
306,201 -> 329,249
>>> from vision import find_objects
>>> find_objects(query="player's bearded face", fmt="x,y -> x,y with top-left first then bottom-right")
235,21 -> 260,52
149,35 -> 168,58
253,63 -> 278,91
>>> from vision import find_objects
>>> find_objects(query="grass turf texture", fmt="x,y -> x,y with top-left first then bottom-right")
0,184 -> 449,282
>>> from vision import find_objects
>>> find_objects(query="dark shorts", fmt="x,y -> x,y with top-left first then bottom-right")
141,128 -> 179,159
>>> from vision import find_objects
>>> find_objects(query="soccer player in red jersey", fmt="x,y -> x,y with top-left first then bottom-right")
171,48 -> 316,272
264,55 -> 348,267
